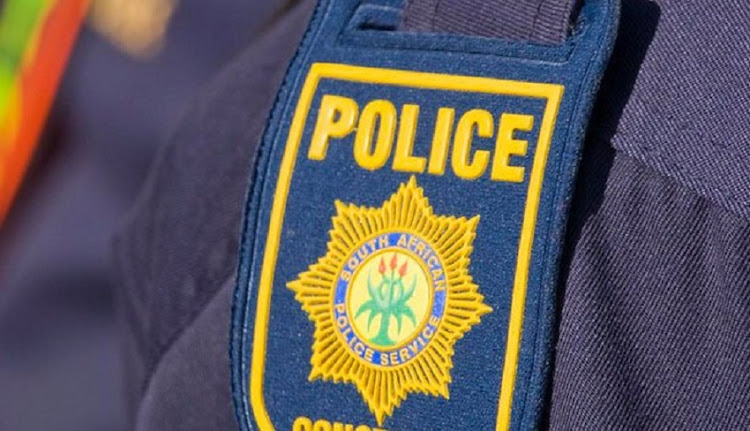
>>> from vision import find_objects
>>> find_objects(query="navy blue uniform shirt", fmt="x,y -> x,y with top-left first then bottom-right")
90,0 -> 750,429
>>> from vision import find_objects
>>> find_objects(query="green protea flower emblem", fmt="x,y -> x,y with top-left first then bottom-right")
356,254 -> 417,347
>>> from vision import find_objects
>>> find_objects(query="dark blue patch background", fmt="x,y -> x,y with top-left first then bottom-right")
231,0 -> 618,429
263,79 -> 545,430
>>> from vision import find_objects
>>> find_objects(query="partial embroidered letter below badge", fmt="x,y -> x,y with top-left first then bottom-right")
288,177 -> 491,424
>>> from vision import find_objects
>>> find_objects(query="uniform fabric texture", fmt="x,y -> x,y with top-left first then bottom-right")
550,148 -> 750,429
114,1 -> 317,429
548,0 -> 750,427
401,0 -> 577,44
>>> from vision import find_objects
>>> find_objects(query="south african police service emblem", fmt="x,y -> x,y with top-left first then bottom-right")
230,53 -> 587,430
288,177 -> 491,424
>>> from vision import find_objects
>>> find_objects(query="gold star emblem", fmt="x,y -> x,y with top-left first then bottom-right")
288,177 -> 491,424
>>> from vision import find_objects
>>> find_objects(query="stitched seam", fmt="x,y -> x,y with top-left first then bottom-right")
430,0 -> 440,32
518,2 -> 615,425
530,0 -> 545,40
610,140 -> 750,221
233,0 -> 332,429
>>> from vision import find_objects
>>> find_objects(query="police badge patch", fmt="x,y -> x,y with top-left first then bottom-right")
231,0 -> 618,430
289,177 -> 491,423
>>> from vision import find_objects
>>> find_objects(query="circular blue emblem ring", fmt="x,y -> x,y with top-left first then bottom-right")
333,231 -> 447,368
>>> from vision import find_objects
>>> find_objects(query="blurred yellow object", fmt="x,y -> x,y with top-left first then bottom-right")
0,83 -> 20,147
88,0 -> 177,58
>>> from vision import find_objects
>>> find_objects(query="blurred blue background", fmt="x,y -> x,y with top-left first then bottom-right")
0,1 -> 283,430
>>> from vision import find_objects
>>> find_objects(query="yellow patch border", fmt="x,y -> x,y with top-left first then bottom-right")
248,62 -> 564,431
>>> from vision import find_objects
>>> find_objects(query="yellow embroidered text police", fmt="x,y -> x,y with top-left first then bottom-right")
307,94 -> 534,182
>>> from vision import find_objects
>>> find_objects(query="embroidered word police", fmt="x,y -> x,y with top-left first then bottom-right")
308,94 -> 534,182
